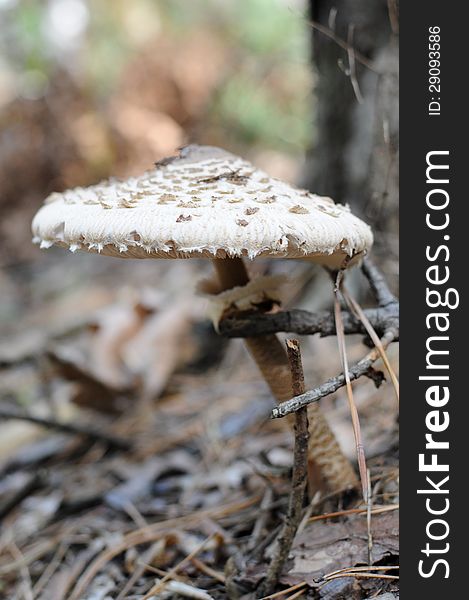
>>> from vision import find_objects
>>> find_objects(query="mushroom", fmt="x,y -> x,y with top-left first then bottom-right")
32,145 -> 373,492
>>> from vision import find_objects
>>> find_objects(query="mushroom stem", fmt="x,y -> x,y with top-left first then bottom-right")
212,257 -> 357,492
213,258 -> 292,400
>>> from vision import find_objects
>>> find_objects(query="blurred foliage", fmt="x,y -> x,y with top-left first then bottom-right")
0,0 -> 311,153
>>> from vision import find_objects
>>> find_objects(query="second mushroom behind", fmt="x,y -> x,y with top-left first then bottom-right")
32,144 -> 373,492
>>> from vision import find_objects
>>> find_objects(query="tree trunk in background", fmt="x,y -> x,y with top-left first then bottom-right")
304,0 -> 398,287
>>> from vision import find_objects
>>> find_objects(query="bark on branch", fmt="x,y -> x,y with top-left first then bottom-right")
218,259 -> 399,341
218,304 -> 398,340
272,329 -> 396,419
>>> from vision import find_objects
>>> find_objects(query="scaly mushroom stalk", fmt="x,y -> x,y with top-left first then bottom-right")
213,257 -> 357,492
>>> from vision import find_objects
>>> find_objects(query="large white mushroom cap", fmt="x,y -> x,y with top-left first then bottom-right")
32,145 -> 373,267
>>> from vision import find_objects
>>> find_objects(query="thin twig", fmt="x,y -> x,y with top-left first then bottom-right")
272,329 -> 396,419
324,572 -> 399,581
285,588 -> 307,600
333,272 -> 368,500
259,581 -> 308,600
8,542 -> 34,600
0,539 -> 57,576
306,18 -> 378,72
366,469 -> 373,565
259,340 -> 309,596
325,565 -> 399,578
297,491 -> 321,536
141,534 -> 215,599
0,407 -> 131,451
136,562 -> 185,580
32,540 -> 70,596
307,503 -> 398,524
341,285 -> 399,404
347,24 -> 364,103
361,258 -> 397,308
116,541 -> 166,600
320,566 -> 400,588
190,556 -> 226,584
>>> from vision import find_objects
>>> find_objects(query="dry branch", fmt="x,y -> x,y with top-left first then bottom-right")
219,305 -> 397,340
306,18 -> 378,73
272,330 -> 396,419
219,259 -> 398,341
0,406 -> 131,451
259,339 -> 309,596
361,258 -> 397,308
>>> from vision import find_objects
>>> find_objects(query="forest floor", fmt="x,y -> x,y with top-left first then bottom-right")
0,5 -> 399,595
0,251 -> 399,600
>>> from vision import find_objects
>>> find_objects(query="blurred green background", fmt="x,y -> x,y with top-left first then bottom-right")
0,0 -> 312,263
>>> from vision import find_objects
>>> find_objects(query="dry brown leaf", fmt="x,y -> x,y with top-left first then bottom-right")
47,346 -> 129,413
122,298 -> 195,401
282,511 -> 399,586
88,303 -> 148,389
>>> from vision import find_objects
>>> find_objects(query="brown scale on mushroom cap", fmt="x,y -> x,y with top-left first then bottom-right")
32,144 -> 372,266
